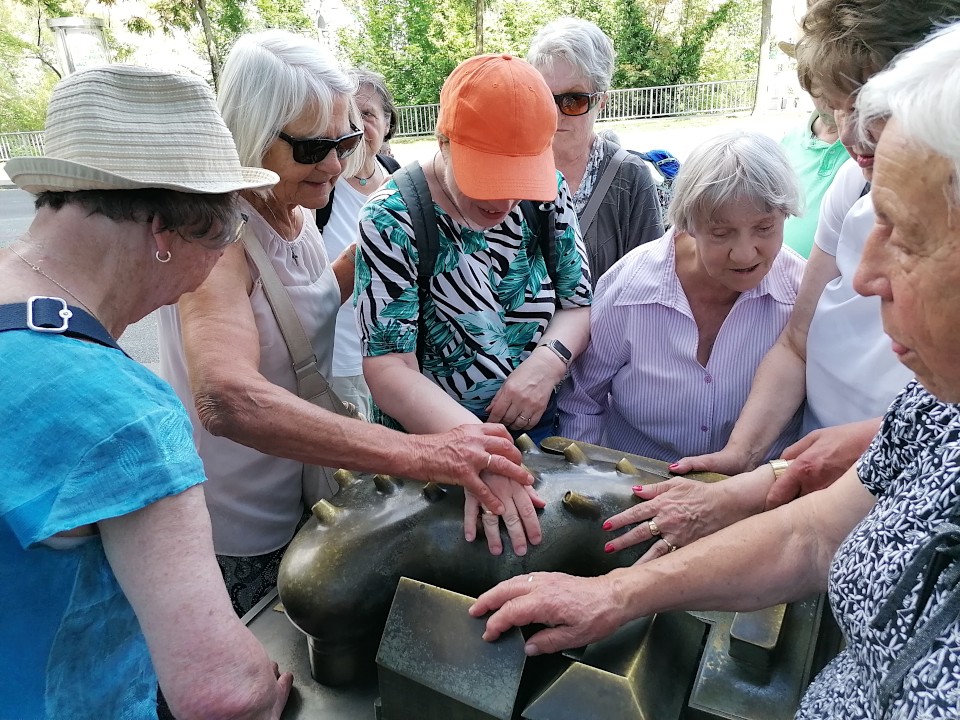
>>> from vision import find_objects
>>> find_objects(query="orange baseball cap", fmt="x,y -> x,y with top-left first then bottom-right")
437,54 -> 558,202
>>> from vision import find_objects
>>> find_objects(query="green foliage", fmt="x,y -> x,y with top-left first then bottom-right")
339,0 -> 758,107
338,0 -> 473,105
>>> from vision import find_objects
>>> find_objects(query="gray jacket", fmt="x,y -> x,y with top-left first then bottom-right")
579,138 -> 664,285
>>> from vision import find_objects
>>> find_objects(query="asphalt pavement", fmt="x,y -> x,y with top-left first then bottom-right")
1,182 -> 162,371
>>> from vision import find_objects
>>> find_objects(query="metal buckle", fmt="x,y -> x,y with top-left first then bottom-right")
26,296 -> 72,334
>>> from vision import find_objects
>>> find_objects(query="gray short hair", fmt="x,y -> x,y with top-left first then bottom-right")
349,67 -> 399,142
857,21 -> 960,205
667,130 -> 801,233
218,30 -> 358,171
527,17 -> 615,93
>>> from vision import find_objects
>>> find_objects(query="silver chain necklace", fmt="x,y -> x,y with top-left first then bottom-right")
8,244 -> 97,317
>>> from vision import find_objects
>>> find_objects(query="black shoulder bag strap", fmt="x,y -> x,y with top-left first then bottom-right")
0,297 -> 130,357
392,161 -> 439,369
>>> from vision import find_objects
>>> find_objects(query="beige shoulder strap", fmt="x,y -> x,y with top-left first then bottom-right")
240,228 -> 349,416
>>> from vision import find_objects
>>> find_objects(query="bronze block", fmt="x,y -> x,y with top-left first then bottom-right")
377,578 -> 562,720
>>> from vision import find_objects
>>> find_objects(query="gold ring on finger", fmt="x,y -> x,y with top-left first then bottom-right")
517,414 -> 528,424
485,453 -> 493,470
648,519 -> 661,537
663,538 -> 677,553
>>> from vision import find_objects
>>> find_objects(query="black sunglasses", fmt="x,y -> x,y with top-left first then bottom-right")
553,92 -> 603,117
277,126 -> 364,164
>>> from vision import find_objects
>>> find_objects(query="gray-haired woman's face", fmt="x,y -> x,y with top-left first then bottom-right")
853,121 -> 960,402
688,197 -> 785,294
536,59 -> 603,155
355,85 -> 390,157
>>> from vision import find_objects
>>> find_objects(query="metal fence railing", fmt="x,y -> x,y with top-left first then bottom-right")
0,131 -> 44,161
395,78 -> 756,137
0,80 -> 758,157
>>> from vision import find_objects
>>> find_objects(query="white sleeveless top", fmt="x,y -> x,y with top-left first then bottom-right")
157,199 -> 341,556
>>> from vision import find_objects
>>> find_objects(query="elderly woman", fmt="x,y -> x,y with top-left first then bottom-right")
157,32 -> 532,616
318,68 -> 401,414
527,17 -> 663,284
0,66 -> 289,718
356,54 -> 593,557
473,26 -> 960,718
670,0 -> 944,507
558,130 -> 804,464
608,0 -> 951,561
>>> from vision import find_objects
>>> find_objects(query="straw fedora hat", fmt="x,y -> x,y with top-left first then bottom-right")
7,64 -> 278,194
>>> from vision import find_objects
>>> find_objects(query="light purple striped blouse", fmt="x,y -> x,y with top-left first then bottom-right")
557,228 -> 806,463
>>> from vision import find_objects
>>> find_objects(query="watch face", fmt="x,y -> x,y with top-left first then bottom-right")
550,340 -> 572,361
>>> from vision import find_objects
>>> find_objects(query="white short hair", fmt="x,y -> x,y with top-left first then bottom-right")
527,17 -> 615,92
218,30 -> 359,172
857,20 -> 960,204
667,130 -> 800,233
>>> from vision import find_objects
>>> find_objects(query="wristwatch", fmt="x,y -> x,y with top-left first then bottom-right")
539,338 -> 572,366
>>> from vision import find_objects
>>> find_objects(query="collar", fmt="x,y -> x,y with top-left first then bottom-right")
612,227 -> 800,308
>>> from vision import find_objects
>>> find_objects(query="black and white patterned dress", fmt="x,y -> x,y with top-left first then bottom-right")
798,381 -> 960,718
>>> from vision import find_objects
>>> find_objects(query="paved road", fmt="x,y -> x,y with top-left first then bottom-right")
0,109 -> 808,375
1,187 -> 162,371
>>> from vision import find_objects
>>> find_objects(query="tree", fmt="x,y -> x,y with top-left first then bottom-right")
125,0 -> 313,89
339,0 -> 473,105
751,0 -> 772,113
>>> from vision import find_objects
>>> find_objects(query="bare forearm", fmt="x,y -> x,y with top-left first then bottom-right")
724,338 -> 807,469
614,469 -> 871,618
197,374 -> 432,479
366,359 -> 478,434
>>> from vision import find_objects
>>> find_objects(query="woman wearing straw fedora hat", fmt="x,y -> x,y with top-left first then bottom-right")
157,32 -> 534,615
0,65 -> 290,719
356,54 -> 593,557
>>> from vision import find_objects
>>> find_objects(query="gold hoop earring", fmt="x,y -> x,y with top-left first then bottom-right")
155,250 -> 172,263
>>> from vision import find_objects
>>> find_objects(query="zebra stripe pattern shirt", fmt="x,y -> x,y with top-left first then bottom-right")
355,171 -> 592,428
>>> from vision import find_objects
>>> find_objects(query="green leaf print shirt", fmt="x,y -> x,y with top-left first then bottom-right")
355,168 -> 592,429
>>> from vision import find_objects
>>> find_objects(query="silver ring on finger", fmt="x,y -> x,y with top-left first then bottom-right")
662,537 -> 678,553
648,519 -> 661,537
481,507 -> 495,516
527,574 -> 534,583
517,414 -> 529,424
485,453 -> 493,470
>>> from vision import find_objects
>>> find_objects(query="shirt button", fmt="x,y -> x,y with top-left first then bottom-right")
700,425 -> 708,432
704,375 -> 713,384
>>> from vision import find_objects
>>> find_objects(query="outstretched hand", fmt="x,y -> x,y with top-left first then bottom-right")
602,479 -> 733,562
764,419 -> 880,510
469,572 -> 626,655
464,479 -> 545,556
418,423 -> 533,515
668,447 -> 753,477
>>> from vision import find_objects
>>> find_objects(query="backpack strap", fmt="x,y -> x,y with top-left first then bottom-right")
0,297 -> 129,356
392,162 -> 439,369
578,148 -> 628,236
520,200 -> 558,292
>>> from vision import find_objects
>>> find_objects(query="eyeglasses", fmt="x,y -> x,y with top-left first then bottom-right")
553,92 -> 603,117
277,126 -> 364,164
